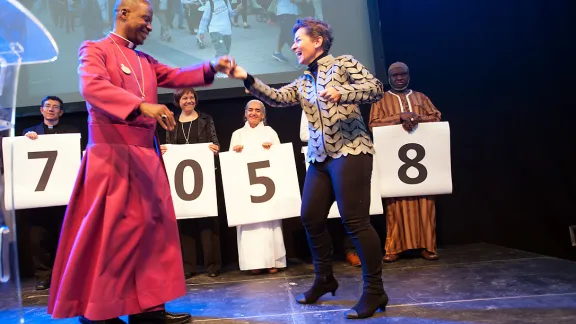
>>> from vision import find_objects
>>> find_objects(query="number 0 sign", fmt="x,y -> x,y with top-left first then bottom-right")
162,143 -> 218,219
219,143 -> 301,227
2,134 -> 82,210
372,122 -> 452,197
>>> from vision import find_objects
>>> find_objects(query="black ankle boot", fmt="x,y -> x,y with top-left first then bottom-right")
128,310 -> 166,324
344,292 -> 389,319
295,275 -> 339,304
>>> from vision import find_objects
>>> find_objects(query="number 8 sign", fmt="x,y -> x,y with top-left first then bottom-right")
372,122 -> 453,198
219,143 -> 301,227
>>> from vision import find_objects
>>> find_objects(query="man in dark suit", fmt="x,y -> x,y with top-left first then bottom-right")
23,96 -> 80,139
22,95 -> 80,291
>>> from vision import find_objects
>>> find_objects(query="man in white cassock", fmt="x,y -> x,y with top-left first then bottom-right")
229,99 -> 287,274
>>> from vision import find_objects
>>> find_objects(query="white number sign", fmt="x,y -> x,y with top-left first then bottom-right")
162,143 -> 218,219
372,121 -> 452,197
301,147 -> 383,218
219,143 -> 301,226
2,134 -> 81,210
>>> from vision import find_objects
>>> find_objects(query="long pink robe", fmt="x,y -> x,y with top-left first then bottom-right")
47,33 -> 215,320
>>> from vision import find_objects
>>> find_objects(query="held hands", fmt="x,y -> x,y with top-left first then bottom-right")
228,65 -> 248,80
225,58 -> 341,102
139,103 -> 175,131
318,88 -> 341,103
25,131 -> 39,140
211,55 -> 237,75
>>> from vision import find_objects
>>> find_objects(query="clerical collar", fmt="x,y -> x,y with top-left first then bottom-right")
307,52 -> 328,73
43,122 -> 59,131
109,32 -> 136,49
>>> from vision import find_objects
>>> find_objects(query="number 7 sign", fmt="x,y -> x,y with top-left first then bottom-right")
2,134 -> 82,210
28,151 -> 58,191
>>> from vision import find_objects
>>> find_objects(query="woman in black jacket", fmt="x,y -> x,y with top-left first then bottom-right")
161,88 -> 222,278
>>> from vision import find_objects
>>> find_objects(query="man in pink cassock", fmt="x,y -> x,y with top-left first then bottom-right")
47,1 -> 236,323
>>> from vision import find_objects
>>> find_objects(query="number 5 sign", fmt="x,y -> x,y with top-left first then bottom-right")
2,134 -> 82,210
219,143 -> 301,226
162,143 -> 218,219
372,122 -> 452,197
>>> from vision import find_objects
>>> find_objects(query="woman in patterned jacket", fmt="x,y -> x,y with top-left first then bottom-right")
228,18 -> 388,319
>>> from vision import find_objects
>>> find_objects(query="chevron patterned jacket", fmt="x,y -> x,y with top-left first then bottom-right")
246,54 -> 384,162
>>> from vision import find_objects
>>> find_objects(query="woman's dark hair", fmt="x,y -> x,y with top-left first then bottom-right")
292,18 -> 334,53
173,88 -> 198,109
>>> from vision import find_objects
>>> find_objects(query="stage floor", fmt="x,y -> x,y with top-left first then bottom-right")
1,243 -> 576,323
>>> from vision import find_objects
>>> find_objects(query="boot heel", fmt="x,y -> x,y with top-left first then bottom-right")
344,293 -> 389,319
295,275 -> 339,304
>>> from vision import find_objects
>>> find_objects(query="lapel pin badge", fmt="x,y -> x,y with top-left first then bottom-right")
121,63 -> 131,75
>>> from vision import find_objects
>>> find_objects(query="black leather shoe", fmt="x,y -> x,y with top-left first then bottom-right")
165,311 -> 192,324
128,310 -> 165,324
344,292 -> 389,319
35,280 -> 50,291
78,316 -> 126,324
295,275 -> 339,304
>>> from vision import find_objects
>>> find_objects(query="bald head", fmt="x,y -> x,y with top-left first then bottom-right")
388,62 -> 410,91
113,0 -> 150,18
114,0 -> 150,12
112,0 -> 152,46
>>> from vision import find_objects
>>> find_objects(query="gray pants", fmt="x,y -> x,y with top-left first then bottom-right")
210,32 -> 232,57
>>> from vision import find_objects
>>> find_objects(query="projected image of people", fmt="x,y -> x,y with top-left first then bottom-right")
23,0 -> 325,96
